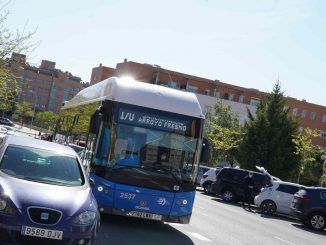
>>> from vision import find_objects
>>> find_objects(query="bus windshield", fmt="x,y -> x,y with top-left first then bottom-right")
91,104 -> 201,191
114,123 -> 197,172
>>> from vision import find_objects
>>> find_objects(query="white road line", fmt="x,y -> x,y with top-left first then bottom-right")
186,232 -> 212,242
168,223 -> 184,227
195,205 -> 206,210
274,236 -> 297,245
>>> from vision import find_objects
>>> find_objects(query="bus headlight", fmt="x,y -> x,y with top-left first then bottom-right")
177,199 -> 188,205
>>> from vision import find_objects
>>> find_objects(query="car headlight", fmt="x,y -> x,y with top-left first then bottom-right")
73,211 -> 96,225
0,196 -> 16,215
0,198 -> 6,210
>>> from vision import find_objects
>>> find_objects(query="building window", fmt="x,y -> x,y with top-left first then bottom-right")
250,98 -> 260,107
321,131 -> 326,138
301,110 -> 307,118
187,85 -> 198,93
310,112 -> 316,121
205,89 -> 210,96
298,126 -> 303,132
284,106 -> 289,111
168,81 -> 180,89
292,108 -> 298,117
322,114 -> 326,123
229,94 -> 234,101
215,91 -> 220,98
239,95 -> 244,103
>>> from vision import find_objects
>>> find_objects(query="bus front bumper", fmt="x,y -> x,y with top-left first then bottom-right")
99,206 -> 191,224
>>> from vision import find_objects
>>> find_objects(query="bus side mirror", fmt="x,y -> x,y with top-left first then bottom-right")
89,109 -> 103,134
200,138 -> 211,164
89,178 -> 95,188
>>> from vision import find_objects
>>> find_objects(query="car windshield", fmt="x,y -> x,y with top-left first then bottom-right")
0,146 -> 84,186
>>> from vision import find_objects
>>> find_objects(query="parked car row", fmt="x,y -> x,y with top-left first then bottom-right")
0,125 -> 17,136
0,117 -> 14,127
199,166 -> 326,231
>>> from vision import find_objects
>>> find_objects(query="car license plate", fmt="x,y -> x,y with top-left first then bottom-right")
21,226 -> 63,240
127,211 -> 162,221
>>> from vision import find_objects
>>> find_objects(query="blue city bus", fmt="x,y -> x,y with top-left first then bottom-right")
55,77 -> 205,223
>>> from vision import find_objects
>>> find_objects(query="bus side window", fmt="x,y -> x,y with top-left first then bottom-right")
94,126 -> 111,166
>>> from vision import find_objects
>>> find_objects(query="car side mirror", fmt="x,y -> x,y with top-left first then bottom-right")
89,178 -> 95,188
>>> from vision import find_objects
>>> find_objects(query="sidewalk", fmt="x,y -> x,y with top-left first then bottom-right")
13,124 -> 42,138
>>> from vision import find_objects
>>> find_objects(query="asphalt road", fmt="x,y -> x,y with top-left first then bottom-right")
96,190 -> 325,245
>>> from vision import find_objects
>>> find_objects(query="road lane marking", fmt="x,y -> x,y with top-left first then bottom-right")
274,236 -> 297,245
195,205 -> 205,210
186,232 -> 211,242
168,223 -> 184,227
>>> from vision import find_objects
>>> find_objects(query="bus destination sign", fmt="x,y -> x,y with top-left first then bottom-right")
118,109 -> 189,133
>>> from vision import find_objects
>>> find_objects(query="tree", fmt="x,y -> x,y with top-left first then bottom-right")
15,101 -> 33,125
0,7 -> 37,115
0,68 -> 19,115
35,111 -> 58,130
205,102 -> 244,167
238,82 -> 300,181
292,128 -> 320,184
0,9 -> 36,66
320,154 -> 326,187
300,148 -> 326,186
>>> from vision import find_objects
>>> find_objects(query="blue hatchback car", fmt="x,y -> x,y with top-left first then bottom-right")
0,136 -> 100,244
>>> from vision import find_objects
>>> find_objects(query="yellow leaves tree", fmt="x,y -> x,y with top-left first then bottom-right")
205,102 -> 244,167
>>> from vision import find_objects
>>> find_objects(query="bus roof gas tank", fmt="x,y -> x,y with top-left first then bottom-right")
62,77 -> 204,119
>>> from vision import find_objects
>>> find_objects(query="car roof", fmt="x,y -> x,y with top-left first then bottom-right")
273,181 -> 303,187
3,136 -> 77,156
301,186 -> 326,191
221,167 -> 263,175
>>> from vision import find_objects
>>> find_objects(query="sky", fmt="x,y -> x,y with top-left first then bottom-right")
6,0 -> 326,106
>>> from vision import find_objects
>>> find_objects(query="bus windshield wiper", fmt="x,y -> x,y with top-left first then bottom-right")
112,165 -> 140,170
153,165 -> 183,191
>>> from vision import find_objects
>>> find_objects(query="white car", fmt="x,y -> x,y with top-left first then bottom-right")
0,126 -> 16,136
200,167 -> 221,194
0,125 -> 16,136
196,165 -> 212,185
254,181 -> 304,215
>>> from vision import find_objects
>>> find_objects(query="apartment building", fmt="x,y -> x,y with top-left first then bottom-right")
7,53 -> 84,113
90,59 -> 326,148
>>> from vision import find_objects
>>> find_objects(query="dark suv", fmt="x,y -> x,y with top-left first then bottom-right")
211,167 -> 271,202
291,187 -> 326,231
0,117 -> 14,127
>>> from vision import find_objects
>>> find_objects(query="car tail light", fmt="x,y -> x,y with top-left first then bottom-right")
203,173 -> 208,179
294,194 -> 310,202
